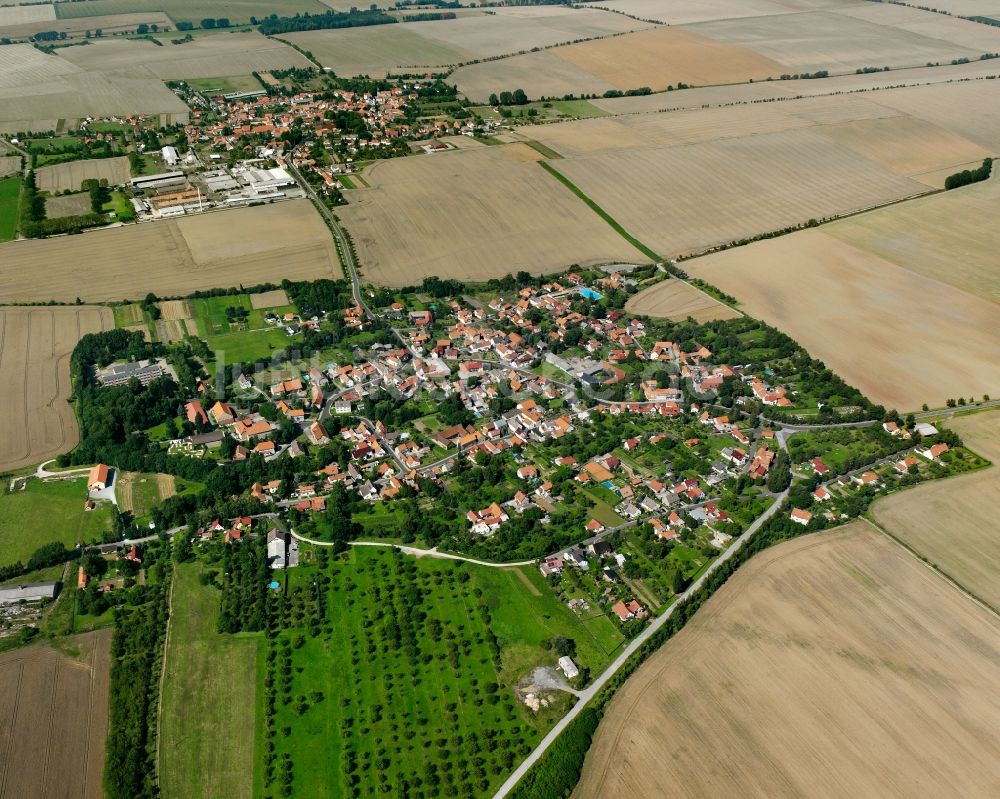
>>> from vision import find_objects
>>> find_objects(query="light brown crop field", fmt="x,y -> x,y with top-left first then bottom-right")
591,0 -> 849,25
576,523 -> 1000,799
44,191 -> 92,218
286,5 -> 647,77
589,58 -> 1000,115
0,630 -> 111,799
59,33 -> 312,79
625,278 -> 741,322
553,27 -> 780,89
249,289 -> 289,309
826,170 -> 1000,303
818,114 -> 991,186
0,201 -> 341,303
54,0 -> 326,23
338,144 -> 646,285
550,127 -> 925,256
683,219 -> 1000,411
872,411 -> 1000,608
0,155 -> 21,177
0,306 -> 113,474
35,156 -> 131,193
453,26 -> 778,101
0,44 -> 188,133
687,4 -> 1000,74
0,11 -> 170,40
0,3 -> 55,27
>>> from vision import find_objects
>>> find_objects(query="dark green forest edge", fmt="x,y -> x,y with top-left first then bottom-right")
944,157 -> 992,190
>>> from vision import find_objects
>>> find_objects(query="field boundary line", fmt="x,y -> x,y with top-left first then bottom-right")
861,516 -> 1000,620
538,161 -> 661,261
153,569 -> 177,784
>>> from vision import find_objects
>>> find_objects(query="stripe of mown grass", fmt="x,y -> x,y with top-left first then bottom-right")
539,161 -> 661,262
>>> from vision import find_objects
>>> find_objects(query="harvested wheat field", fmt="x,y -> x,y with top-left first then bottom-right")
0,44 -> 188,132
0,156 -> 19,177
249,289 -> 289,309
339,144 -> 646,285
625,278 -> 741,322
44,192 -> 92,218
872,411 -> 1000,608
826,170 -> 1000,303
454,26 -> 778,101
684,226 -> 1000,410
35,156 -> 131,193
0,306 -> 113,474
0,629 -> 111,799
287,6 -> 647,76
549,127 -> 925,257
0,3 -> 55,27
687,3 -> 1000,74
58,33 -> 311,79
0,201 -> 341,303
576,523 -> 1000,799
0,11 -> 170,41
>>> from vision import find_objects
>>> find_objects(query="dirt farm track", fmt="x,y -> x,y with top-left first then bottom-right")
0,630 -> 111,799
575,522 -> 1000,799
0,306 -> 113,474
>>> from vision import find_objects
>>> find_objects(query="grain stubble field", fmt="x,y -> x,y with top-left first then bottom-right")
625,279 -> 740,322
0,306 -> 113,474
873,411 -> 1000,608
575,522 -> 1000,799
681,175 -> 1000,410
35,156 -> 131,194
0,201 -> 341,303
0,630 -> 111,799
339,143 -> 646,284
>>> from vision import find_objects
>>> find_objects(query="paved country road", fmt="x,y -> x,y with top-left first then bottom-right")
490,486 -> 790,799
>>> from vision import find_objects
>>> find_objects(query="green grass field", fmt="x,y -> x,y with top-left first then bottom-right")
0,175 -> 20,242
204,327 -> 294,364
261,546 -> 619,797
182,75 -> 261,94
0,478 -> 114,568
160,560 -> 260,799
54,0 -> 327,24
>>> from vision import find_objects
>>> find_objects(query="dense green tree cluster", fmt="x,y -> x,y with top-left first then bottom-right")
944,157 -> 992,190
258,9 -> 396,35
218,535 -> 271,633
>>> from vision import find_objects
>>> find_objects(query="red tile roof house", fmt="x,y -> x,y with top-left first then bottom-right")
790,508 -> 813,526
586,519 -> 606,534
611,599 -> 645,622
918,442 -> 950,461
88,463 -> 110,491
811,458 -> 830,476
185,400 -> 209,426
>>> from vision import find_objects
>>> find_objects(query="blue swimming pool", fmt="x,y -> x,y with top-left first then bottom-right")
580,288 -> 603,300
603,480 -> 614,489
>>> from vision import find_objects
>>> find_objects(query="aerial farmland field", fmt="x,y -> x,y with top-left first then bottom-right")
0,11 -> 171,41
686,3 -> 1000,74
35,156 -> 131,193
338,144 -> 646,285
575,523 -> 1000,799
285,5 -> 649,77
624,278 -> 741,323
0,630 -> 111,799
0,44 -> 188,133
0,306 -> 113,474
872,411 -> 1000,608
453,26 -> 780,101
0,201 -> 341,303
53,0 -> 327,23
59,32 -> 312,79
681,214 -> 1000,410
